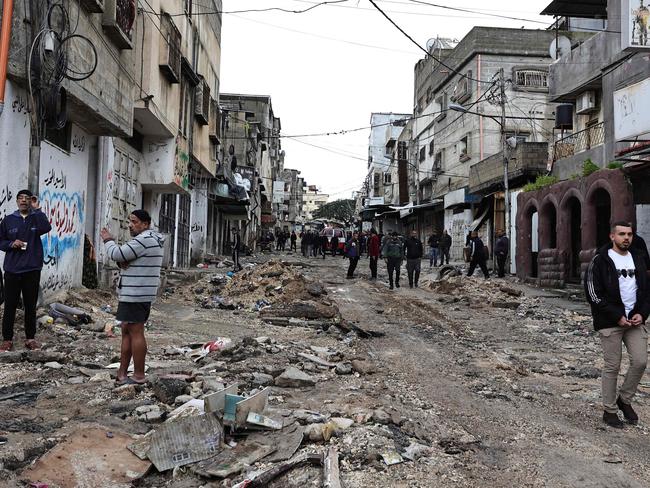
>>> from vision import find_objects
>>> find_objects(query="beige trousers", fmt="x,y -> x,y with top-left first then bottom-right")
599,325 -> 648,413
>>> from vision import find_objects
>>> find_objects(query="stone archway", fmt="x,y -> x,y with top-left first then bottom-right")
516,198 -> 539,279
539,196 -> 558,250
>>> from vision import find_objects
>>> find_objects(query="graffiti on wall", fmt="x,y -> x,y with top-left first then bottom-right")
174,135 -> 190,189
0,186 -> 14,220
43,169 -> 67,189
40,188 -> 85,269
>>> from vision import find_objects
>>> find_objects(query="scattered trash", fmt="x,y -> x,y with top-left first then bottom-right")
254,299 -> 271,311
381,450 -> 404,466
246,412 -> 282,430
146,414 -> 224,472
48,303 -> 93,327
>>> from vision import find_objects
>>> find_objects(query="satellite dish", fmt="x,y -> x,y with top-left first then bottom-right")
549,36 -> 571,60
426,38 -> 437,53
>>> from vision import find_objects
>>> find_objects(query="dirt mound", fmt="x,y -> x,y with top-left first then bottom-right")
425,275 -> 523,305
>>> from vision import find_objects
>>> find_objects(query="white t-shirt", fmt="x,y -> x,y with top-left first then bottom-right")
608,249 -> 637,316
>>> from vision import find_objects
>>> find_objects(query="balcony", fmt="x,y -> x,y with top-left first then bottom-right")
102,0 -> 136,49
469,142 -> 549,194
553,122 -> 604,162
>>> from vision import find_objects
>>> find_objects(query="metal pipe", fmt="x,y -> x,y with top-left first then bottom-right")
478,54 -> 483,160
0,0 -> 14,117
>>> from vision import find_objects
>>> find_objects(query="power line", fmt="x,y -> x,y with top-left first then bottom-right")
144,0 -> 350,18
367,0 -> 489,84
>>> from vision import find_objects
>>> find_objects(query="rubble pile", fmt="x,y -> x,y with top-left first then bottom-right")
424,275 -> 524,308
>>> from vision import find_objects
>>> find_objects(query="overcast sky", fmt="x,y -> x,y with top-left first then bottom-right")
221,0 -> 552,201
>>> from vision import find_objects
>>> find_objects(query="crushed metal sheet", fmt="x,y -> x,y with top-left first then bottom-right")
192,440 -> 276,478
247,421 -> 305,463
204,383 -> 239,415
146,413 -> 223,472
233,388 -> 270,429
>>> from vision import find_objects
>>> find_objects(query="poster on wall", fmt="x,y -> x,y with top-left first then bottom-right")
613,77 -> 650,140
622,0 -> 650,51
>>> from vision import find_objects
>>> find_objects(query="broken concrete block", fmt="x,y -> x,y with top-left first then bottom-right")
24,350 -> 67,363
335,363 -> 353,375
44,361 -> 63,369
151,377 -> 188,405
252,373 -> 274,386
351,360 -> 377,375
371,409 -> 391,425
0,351 -> 23,363
89,372 -> 112,383
274,367 -> 316,388
174,395 -> 194,405
135,405 -> 165,423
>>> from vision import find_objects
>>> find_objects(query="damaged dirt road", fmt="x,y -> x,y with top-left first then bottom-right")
1,252 -> 649,487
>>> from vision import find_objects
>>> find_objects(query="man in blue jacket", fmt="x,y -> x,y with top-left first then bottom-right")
0,189 -> 52,351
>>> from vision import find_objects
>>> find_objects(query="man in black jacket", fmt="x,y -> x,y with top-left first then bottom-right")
405,230 -> 424,288
584,221 -> 650,428
466,232 -> 489,279
494,230 -> 509,278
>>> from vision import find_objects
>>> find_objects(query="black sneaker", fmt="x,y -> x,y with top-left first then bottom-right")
603,412 -> 625,429
617,397 -> 639,425
395,282 -> 400,288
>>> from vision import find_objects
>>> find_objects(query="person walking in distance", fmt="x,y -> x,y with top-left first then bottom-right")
320,233 -> 329,259
100,210 -> 164,384
290,231 -> 297,252
584,221 -> 650,428
467,231 -> 490,279
0,190 -> 52,352
330,234 -> 339,257
381,231 -> 404,290
345,232 -> 360,279
405,230 -> 424,288
231,227 -> 242,271
428,231 -> 440,268
494,230 -> 509,278
368,228 -> 380,280
440,230 -> 452,265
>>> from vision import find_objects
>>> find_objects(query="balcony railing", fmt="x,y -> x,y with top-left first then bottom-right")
553,122 -> 605,162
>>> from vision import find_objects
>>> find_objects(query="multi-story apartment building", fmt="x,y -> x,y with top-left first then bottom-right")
0,0 -> 234,294
515,0 -> 650,287
219,94 -> 285,249
411,27 -> 573,261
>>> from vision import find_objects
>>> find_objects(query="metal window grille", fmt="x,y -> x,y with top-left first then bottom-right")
158,194 -> 176,266
176,194 -> 191,268
515,70 -> 548,88
111,147 -> 140,243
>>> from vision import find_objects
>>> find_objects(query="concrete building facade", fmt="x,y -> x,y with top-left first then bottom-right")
515,0 -> 650,286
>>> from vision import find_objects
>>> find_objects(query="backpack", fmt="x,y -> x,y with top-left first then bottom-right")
385,238 -> 403,258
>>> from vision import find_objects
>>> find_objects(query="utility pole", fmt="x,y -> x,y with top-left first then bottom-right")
499,67 -> 510,272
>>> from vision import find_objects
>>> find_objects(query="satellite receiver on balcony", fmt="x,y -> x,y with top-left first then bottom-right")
549,36 -> 571,60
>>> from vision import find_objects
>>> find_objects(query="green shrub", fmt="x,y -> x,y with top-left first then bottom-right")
523,174 -> 559,192
607,161 -> 623,169
582,159 -> 599,177
569,173 -> 580,180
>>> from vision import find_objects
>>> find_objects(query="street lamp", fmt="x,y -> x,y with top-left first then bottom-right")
448,69 -> 510,273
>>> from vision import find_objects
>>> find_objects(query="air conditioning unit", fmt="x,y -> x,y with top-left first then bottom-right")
576,91 -> 597,115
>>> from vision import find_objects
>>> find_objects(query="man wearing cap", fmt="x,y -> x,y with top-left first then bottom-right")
0,189 -> 52,352
100,210 -> 164,384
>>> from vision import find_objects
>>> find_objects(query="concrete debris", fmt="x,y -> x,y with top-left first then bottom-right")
274,367 -> 316,388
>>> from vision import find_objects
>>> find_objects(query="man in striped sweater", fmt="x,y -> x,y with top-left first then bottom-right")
100,210 -> 164,385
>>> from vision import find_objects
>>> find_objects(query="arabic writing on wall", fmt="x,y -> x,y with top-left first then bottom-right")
0,186 -> 13,220
40,188 -> 85,263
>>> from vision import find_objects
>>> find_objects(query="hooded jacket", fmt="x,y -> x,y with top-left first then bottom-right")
105,229 -> 165,303
584,243 -> 650,330
0,209 -> 52,274
404,237 -> 424,259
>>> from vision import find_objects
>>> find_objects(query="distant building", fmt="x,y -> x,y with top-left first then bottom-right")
301,185 -> 329,221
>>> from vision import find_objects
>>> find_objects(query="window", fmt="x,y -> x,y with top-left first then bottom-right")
458,135 -> 470,161
452,71 -> 472,104
434,150 -> 444,170
435,93 -> 447,122
428,140 -> 435,156
513,69 -> 548,90
505,132 -> 528,145
179,79 -> 193,137
419,146 -> 426,162
384,173 -> 392,184
44,123 -> 72,152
